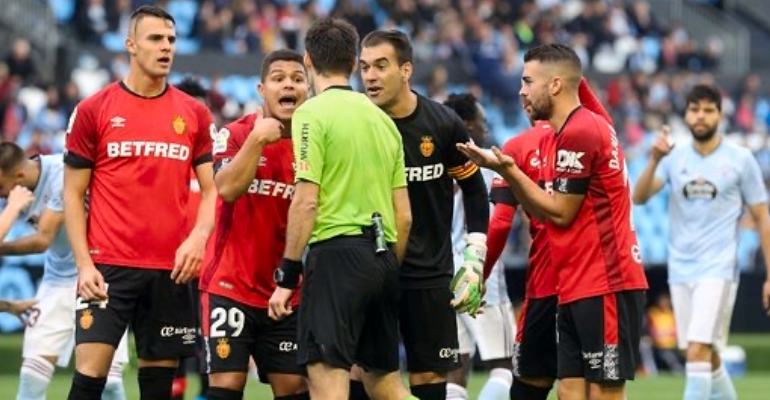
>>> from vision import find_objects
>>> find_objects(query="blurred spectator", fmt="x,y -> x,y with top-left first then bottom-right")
647,293 -> 685,373
5,39 -> 37,85
74,0 -> 110,45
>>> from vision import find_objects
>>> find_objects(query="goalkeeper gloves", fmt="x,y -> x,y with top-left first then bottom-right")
450,232 -> 487,316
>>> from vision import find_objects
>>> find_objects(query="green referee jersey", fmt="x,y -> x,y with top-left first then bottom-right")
292,86 -> 407,244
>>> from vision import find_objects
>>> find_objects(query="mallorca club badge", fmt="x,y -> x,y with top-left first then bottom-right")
172,116 -> 186,135
80,309 -> 93,330
420,136 -> 434,157
216,338 -> 231,359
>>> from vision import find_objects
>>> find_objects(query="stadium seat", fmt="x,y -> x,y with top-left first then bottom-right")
48,0 -> 75,24
168,0 -> 198,38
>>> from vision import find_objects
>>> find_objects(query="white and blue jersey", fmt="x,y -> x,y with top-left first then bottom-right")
4,155 -> 76,286
656,138 -> 767,284
452,156 -> 508,306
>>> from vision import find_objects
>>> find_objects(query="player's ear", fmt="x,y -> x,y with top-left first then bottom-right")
401,61 -> 413,82
257,82 -> 265,98
125,36 -> 136,56
550,76 -> 563,97
303,53 -> 313,72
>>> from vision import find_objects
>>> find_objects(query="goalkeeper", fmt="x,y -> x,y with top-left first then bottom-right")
354,28 -> 490,400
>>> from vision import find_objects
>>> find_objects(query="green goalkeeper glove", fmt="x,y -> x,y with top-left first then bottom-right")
450,233 -> 487,316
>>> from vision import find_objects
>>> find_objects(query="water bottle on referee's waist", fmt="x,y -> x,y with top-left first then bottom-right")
371,212 -> 387,254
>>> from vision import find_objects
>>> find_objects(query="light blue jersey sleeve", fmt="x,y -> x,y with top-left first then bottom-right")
47,169 -> 64,213
740,152 -> 768,206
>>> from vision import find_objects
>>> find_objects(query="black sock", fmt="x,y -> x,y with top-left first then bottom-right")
207,386 -> 244,400
68,370 -> 107,400
349,379 -> 370,400
138,366 -> 177,400
410,382 -> 446,400
275,392 -> 311,400
199,373 -> 209,395
510,379 -> 552,400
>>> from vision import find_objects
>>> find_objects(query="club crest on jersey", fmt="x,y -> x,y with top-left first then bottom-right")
217,338 -> 231,359
172,116 -> 186,135
80,310 -> 93,330
420,136 -> 434,157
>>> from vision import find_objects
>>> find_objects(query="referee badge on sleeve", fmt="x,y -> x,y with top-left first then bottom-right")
216,338 -> 231,359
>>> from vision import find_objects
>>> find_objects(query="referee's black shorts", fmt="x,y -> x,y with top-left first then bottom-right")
297,236 -> 400,372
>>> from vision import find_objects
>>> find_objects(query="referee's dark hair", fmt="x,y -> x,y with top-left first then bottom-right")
361,30 -> 413,65
444,93 -> 479,123
261,49 -> 305,81
129,5 -> 175,35
685,84 -> 722,111
0,142 -> 26,176
304,18 -> 359,77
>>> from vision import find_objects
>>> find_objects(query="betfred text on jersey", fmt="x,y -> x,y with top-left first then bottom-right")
107,141 -> 190,160
406,163 -> 444,182
246,179 -> 295,199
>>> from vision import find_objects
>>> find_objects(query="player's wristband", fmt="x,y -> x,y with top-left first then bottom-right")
274,258 -> 303,289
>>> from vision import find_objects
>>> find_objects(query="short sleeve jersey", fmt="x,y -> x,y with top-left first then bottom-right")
199,113 -> 298,308
394,93 -> 480,288
64,82 -> 214,270
490,121 -> 556,299
293,86 -> 406,244
656,139 -> 768,283
540,107 -> 648,304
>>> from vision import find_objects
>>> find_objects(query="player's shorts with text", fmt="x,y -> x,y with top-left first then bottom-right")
75,264 -> 196,360
201,293 -> 304,382
298,236 -> 400,372
557,290 -> 645,383
400,286 -> 461,372
513,295 -> 558,379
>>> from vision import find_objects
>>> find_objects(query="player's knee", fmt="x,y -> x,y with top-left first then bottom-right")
408,371 -> 445,386
208,372 -> 248,391
686,342 -> 713,362
588,381 -> 625,400
268,374 -> 308,397
556,378 -> 585,400
75,343 -> 117,377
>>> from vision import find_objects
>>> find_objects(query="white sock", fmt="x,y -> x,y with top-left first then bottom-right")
16,356 -> 54,400
103,362 -> 127,400
479,368 -> 513,400
684,362 -> 712,400
446,382 -> 469,400
710,366 -> 737,400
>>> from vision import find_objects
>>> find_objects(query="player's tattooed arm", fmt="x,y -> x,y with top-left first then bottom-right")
0,185 -> 34,243
0,208 -> 63,255
457,142 -> 584,227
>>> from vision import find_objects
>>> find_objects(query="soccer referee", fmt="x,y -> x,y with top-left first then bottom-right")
267,18 -> 415,400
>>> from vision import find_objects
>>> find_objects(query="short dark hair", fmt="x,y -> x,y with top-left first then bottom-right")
685,84 -> 722,111
130,5 -> 175,35
361,30 -> 413,65
261,49 -> 305,81
175,77 -> 207,99
304,18 -> 359,77
523,43 -> 582,73
443,93 -> 479,122
0,142 -> 26,176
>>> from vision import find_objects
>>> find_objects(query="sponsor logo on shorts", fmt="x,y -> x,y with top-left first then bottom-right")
216,338 -> 231,359
80,309 -> 94,330
160,325 -> 197,344
603,344 -> 620,381
438,347 -> 459,360
583,351 -> 603,370
512,342 -> 521,377
279,341 -> 298,352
